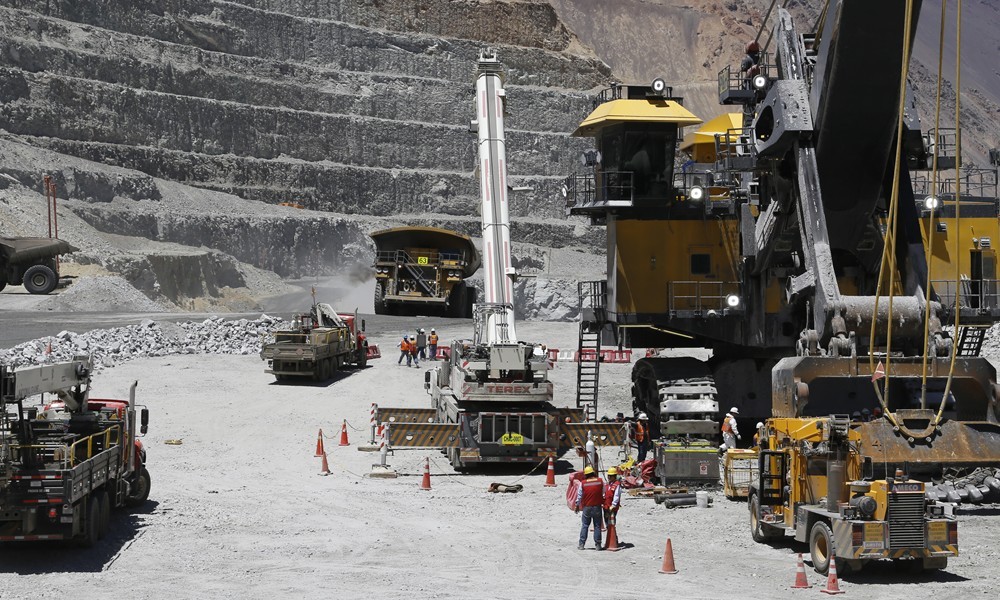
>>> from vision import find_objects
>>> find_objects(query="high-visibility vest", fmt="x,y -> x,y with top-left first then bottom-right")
429,334 -> 439,344
581,477 -> 604,507
603,480 -> 622,510
400,338 -> 408,349
635,421 -> 646,442
722,417 -> 733,434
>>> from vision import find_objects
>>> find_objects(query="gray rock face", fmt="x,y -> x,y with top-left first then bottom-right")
0,1 -> 612,321
0,3 -> 606,220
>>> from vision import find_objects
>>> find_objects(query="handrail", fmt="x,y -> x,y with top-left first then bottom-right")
4,423 -> 122,470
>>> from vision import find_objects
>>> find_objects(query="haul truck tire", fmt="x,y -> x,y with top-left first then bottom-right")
23,264 -> 58,295
374,282 -> 386,315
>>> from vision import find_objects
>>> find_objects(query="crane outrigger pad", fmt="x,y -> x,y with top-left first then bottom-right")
561,422 -> 627,447
386,422 -> 461,448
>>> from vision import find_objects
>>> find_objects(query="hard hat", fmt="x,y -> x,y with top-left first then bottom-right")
746,41 -> 760,54
638,412 -> 648,420
730,406 -> 739,415
420,328 -> 425,333
755,422 -> 764,429
584,466 -> 595,475
431,329 -> 436,332
607,467 -> 618,476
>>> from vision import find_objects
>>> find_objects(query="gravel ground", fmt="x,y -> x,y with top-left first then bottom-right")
0,320 -> 997,598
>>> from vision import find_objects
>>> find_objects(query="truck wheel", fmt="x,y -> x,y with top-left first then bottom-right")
126,467 -> 151,507
23,264 -> 58,295
809,520 -> 843,575
98,489 -> 111,539
447,282 -> 467,318
0,272 -> 6,293
750,495 -> 780,543
79,498 -> 101,547
374,282 -> 386,315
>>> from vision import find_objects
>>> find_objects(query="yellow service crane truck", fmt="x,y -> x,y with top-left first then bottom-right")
749,416 -> 957,575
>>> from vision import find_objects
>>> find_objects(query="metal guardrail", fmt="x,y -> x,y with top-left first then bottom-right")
717,53 -> 774,100
5,423 -> 121,470
563,171 -> 635,210
375,249 -> 467,267
668,281 -> 741,314
932,278 -> 1000,312
911,168 -> 999,201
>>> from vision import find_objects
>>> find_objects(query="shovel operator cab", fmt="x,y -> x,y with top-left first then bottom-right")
749,416 -> 957,575
0,357 -> 150,545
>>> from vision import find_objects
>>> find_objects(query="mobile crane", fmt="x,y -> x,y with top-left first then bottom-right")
751,416 -> 957,575
379,50 -> 623,470
0,357 -> 150,544
562,0 -> 1000,479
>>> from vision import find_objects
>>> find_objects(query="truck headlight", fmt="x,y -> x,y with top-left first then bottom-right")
725,294 -> 741,308
688,186 -> 705,201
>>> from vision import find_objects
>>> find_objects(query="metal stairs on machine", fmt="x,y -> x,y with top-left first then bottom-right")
576,325 -> 600,422
956,326 -> 988,357
398,251 -> 436,296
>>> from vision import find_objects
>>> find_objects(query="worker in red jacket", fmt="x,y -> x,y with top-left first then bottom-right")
603,466 -> 623,548
574,466 -> 605,550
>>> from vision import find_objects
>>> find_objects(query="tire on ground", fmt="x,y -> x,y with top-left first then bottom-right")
749,494 -> 780,543
809,520 -> 845,575
126,467 -> 151,507
23,264 -> 58,295
79,497 -> 101,547
98,489 -> 111,539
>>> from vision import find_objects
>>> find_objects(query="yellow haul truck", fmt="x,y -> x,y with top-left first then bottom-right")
371,226 -> 481,318
750,416 -> 957,575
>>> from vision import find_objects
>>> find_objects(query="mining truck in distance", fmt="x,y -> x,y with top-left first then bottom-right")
0,357 -> 151,545
371,226 -> 481,318
0,236 -> 77,295
260,303 -> 380,382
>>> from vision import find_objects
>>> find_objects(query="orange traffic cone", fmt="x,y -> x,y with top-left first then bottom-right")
543,456 -> 557,487
604,516 -> 621,552
339,420 -> 350,446
658,538 -> 678,574
420,457 -> 432,490
315,429 -> 326,457
820,560 -> 845,595
791,553 -> 811,589
319,452 -> 331,476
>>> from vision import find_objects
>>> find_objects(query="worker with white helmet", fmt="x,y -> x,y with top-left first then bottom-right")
397,334 -> 411,366
753,421 -> 765,448
635,412 -> 650,462
428,328 -> 439,361
721,407 -> 740,451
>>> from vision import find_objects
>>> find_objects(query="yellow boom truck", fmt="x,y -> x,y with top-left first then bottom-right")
750,416 -> 957,575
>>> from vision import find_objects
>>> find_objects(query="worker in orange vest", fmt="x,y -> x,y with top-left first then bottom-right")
574,466 -> 605,550
603,466 -> 623,548
397,335 -> 411,366
428,329 -> 439,361
408,335 -> 420,368
635,413 -> 650,462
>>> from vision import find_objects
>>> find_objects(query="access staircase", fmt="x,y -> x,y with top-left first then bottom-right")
575,281 -> 607,422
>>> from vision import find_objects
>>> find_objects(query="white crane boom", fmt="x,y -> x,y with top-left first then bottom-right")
473,49 -> 517,347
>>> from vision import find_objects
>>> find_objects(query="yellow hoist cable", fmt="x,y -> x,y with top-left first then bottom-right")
869,0 -> 916,429
936,0 -> 964,425
919,0 -> 950,409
